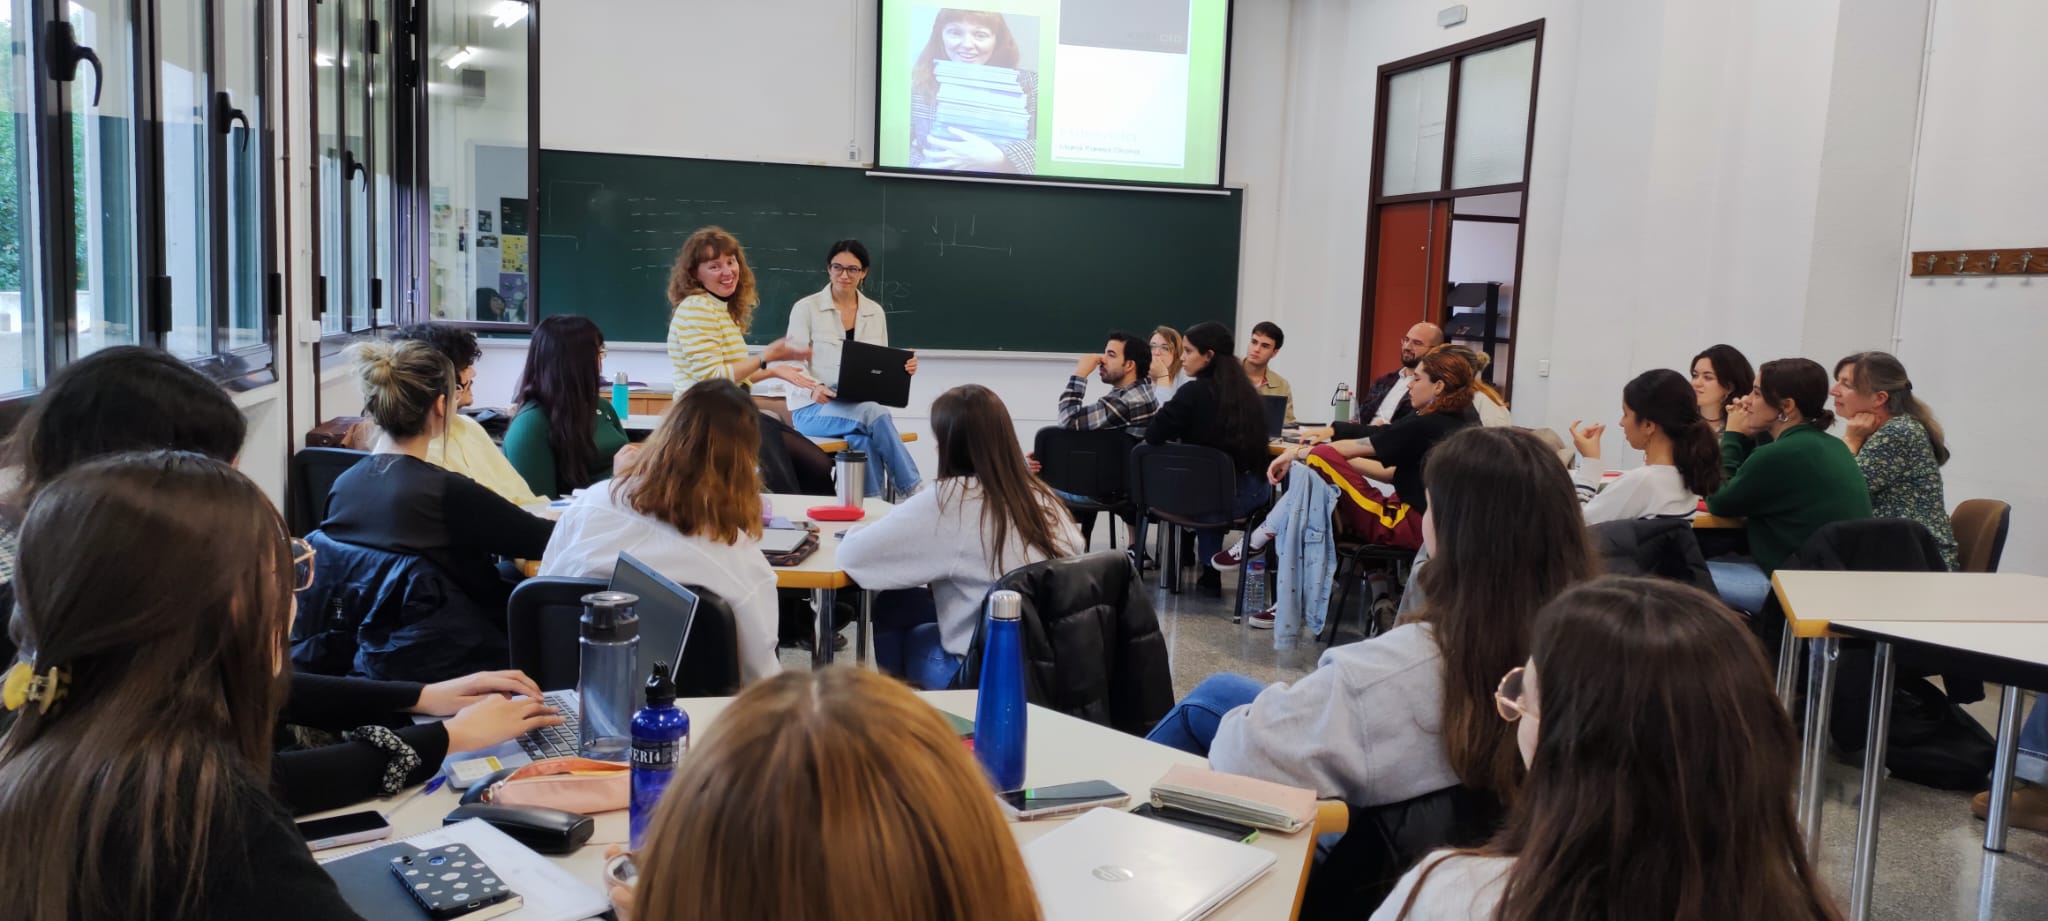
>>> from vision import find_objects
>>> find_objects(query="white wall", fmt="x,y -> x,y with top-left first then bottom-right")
1893,0 -> 2047,574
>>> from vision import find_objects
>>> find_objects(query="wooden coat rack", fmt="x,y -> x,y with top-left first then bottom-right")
1908,247 -> 2048,277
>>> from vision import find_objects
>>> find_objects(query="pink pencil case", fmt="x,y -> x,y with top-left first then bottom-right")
483,756 -> 629,815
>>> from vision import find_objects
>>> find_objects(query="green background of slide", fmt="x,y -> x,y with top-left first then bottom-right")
534,151 -> 1243,351
877,0 -> 1231,187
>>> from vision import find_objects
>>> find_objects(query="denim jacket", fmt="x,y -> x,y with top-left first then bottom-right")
1274,461 -> 1340,644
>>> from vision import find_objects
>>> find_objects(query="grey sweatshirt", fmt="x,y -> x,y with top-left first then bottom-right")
1207,623 -> 1458,807
1371,852 -> 1512,921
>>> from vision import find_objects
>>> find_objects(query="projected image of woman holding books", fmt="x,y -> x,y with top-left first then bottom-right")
910,9 -> 1039,174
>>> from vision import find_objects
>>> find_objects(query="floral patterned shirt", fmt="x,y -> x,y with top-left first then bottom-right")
1857,415 -> 1958,570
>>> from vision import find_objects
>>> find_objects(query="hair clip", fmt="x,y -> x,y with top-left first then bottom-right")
1,661 -> 70,715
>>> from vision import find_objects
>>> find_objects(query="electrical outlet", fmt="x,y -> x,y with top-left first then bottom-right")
847,142 -> 859,162
1538,360 -> 1551,377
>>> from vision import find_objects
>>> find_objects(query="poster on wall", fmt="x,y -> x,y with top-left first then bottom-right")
477,210 -> 493,233
501,235 -> 529,273
500,198 -> 529,235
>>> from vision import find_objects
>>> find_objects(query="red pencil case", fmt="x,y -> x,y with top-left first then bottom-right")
807,505 -> 867,522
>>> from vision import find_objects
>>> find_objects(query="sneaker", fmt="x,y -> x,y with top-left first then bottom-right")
1248,606 -> 1276,629
1210,545 -> 1243,571
1971,784 -> 2048,834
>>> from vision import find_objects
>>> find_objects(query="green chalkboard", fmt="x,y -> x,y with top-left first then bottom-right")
536,152 -> 1242,351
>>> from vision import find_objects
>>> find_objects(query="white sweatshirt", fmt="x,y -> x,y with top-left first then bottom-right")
837,478 -> 1083,658
1571,456 -> 1700,525
536,480 -> 783,684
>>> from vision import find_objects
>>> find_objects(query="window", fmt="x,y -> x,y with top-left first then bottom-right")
0,0 -> 279,401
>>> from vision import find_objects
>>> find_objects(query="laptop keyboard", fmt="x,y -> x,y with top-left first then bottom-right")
518,690 -> 583,760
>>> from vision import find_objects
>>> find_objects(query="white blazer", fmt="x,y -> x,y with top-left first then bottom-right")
782,286 -> 888,405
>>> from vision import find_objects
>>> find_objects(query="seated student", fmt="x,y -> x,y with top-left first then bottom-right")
1833,351 -> 1959,570
1221,347 -> 1483,628
1149,325 -> 1190,401
1244,320 -> 1295,424
1360,323 -> 1446,426
0,347 -> 560,815
1057,330 -> 1160,434
666,225 -> 835,495
782,240 -> 923,498
0,452 -> 364,920
389,322 -> 543,506
1705,358 -> 1871,613
324,340 -> 555,615
1692,343 -> 1756,434
1145,322 -> 1274,597
502,315 -> 630,498
1375,577 -> 1840,921
611,668 -> 1039,921
1150,428 -> 1600,816
838,385 -> 1083,689
538,380 -> 784,683
1568,368 -> 1722,524
1325,342 -> 1502,440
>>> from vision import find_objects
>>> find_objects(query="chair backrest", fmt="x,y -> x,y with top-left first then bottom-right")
505,575 -> 743,696
507,577 -> 608,691
1033,427 -> 1135,500
1128,442 -> 1239,528
1950,499 -> 2012,574
290,447 -> 371,536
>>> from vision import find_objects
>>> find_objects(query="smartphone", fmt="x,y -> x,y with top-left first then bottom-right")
389,844 -> 519,920
296,810 -> 393,851
1129,803 -> 1261,844
998,780 -> 1130,820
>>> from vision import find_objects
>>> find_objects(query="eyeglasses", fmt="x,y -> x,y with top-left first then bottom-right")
1150,343 -> 1170,352
827,264 -> 866,276
291,537 -> 317,592
1495,667 -> 1537,722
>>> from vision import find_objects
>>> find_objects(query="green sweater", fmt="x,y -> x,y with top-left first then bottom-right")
1708,424 -> 1871,572
501,400 -> 630,498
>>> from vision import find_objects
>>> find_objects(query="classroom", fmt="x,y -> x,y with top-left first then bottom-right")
0,0 -> 2041,918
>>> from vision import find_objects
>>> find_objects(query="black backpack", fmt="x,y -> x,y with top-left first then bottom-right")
1871,674 -> 1996,791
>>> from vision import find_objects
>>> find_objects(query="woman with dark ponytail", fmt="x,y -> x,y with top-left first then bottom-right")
1704,358 -> 1870,613
1568,369 -> 1722,523
1831,352 -> 1958,570
1144,322 -> 1275,597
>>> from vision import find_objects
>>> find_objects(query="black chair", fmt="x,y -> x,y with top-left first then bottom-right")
1034,427 -> 1137,550
1320,539 -> 1418,645
1299,786 -> 1504,920
1128,443 -> 1266,620
289,447 -> 370,536
506,576 -> 744,697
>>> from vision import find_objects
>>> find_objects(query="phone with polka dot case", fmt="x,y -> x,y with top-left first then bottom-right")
387,844 -> 520,920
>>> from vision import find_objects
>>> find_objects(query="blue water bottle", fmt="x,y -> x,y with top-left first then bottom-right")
611,371 -> 631,420
629,661 -> 688,850
974,590 -> 1028,793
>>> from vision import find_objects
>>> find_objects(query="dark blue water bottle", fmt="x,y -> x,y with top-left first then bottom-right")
629,661 -> 688,850
974,590 -> 1028,793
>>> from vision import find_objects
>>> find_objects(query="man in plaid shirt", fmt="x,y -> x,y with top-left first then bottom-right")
1057,331 -> 1159,433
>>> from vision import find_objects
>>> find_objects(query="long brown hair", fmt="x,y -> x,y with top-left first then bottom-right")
0,452 -> 297,921
1399,577 -> 1841,921
1837,351 -> 1950,465
622,379 -> 763,544
512,315 -> 607,492
1415,346 -> 1481,418
930,384 -> 1072,564
1181,322 -> 1270,469
667,226 -> 761,332
912,9 -> 1022,103
1411,427 -> 1598,803
1623,368 -> 1723,496
1436,344 -> 1507,409
635,667 -> 1042,921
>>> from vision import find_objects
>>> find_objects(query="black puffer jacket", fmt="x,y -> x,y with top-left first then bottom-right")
291,530 -> 508,682
1589,517 -> 1716,595
954,551 -> 1174,736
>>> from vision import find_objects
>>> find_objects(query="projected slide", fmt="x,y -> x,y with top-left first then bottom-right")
877,1 -> 1231,187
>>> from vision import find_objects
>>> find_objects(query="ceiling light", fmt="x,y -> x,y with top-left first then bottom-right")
490,1 -> 529,28
441,46 -> 477,70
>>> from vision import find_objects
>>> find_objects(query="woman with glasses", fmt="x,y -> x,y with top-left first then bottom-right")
781,240 -> 924,498
1375,577 -> 1839,921
1148,325 -> 1188,401
1148,427 -> 1597,817
503,315 -> 632,498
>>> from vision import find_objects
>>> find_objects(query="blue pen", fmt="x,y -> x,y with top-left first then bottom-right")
384,775 -> 447,817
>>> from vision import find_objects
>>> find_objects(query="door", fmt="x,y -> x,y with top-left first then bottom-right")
1366,200 -> 1450,381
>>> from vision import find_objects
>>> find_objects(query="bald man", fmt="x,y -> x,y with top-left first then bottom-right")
1360,322 -> 1444,426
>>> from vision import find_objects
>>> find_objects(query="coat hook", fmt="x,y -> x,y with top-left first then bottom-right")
1988,252 -> 2001,272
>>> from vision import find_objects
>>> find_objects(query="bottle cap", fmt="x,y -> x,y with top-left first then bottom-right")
645,661 -> 676,707
580,591 -> 641,642
987,590 -> 1022,622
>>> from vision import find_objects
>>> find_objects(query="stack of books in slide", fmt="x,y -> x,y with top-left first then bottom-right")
932,60 -> 1031,142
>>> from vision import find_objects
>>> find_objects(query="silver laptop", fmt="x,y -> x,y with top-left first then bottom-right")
1024,807 -> 1275,921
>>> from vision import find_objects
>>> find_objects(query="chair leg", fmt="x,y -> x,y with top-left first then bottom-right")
1324,552 -> 1357,646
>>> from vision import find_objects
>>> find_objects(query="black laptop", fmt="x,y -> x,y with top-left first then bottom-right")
1261,395 -> 1290,439
833,340 -> 915,408
607,552 -> 701,688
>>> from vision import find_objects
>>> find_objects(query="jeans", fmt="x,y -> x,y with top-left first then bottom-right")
793,400 -> 922,498
901,623 -> 965,690
1707,559 -> 1773,614
2020,698 -> 2047,786
1196,473 -> 1274,563
1145,672 -> 1267,756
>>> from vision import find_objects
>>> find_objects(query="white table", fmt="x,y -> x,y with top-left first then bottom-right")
333,691 -> 1316,921
765,494 -> 895,667
1769,570 -> 2048,921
